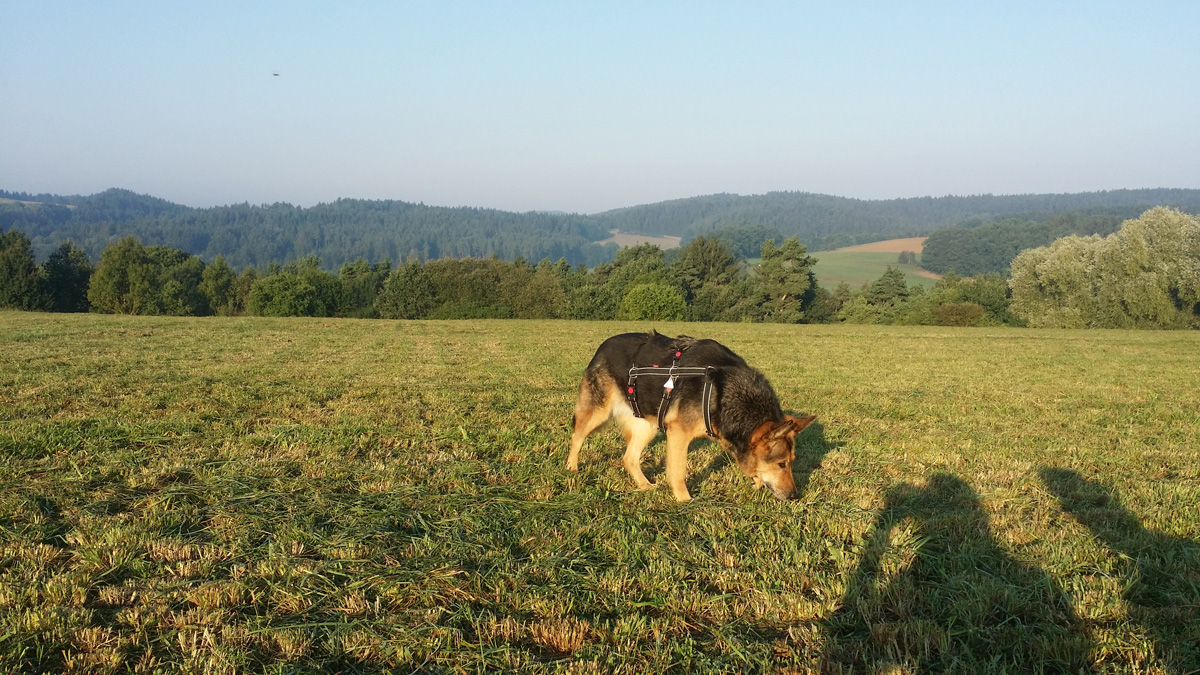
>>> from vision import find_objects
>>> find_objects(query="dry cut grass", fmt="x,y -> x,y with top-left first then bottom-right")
837,237 -> 928,254
1,312 -> 1197,672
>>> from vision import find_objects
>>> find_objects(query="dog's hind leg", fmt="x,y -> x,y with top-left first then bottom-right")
566,387 -> 611,472
619,415 -> 659,491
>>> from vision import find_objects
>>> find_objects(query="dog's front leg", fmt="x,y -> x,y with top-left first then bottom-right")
621,418 -> 659,491
664,433 -> 692,502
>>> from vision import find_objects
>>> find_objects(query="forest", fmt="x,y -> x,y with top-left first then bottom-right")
0,189 -> 617,270
589,188 -> 1200,250
4,207 -> 1199,329
6,187 -> 1200,272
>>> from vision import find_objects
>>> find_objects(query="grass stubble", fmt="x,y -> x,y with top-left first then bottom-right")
1,312 -> 1197,673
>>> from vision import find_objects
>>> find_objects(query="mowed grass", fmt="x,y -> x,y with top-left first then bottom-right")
810,249 -> 937,290
1,312 -> 1198,673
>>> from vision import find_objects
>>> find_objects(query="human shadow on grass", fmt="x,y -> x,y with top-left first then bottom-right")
32,494 -> 72,547
822,473 -> 1093,673
1040,467 -> 1200,674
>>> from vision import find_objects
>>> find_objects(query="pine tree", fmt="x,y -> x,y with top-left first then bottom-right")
41,241 -> 92,312
0,229 -> 45,310
866,266 -> 910,306
756,236 -> 816,323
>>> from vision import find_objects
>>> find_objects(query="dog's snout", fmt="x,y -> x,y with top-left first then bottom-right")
764,479 -> 798,500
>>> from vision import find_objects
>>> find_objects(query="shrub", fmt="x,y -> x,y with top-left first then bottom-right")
616,283 -> 686,321
932,302 -> 986,327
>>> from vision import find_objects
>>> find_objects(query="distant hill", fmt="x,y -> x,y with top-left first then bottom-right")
4,187 -> 1200,270
591,189 -> 1200,251
0,189 -> 617,270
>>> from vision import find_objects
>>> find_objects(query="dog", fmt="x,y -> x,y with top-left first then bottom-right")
567,331 -> 816,502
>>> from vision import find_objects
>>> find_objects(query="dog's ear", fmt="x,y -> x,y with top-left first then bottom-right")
786,415 -> 817,434
770,415 -> 816,441
768,418 -> 796,441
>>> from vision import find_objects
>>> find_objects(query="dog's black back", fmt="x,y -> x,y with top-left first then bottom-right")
584,332 -> 784,457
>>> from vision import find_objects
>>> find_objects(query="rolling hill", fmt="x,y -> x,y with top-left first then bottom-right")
4,187 -> 1200,270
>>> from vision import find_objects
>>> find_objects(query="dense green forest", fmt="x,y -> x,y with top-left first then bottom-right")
591,189 -> 1200,250
0,189 -> 617,270
5,188 -> 1200,272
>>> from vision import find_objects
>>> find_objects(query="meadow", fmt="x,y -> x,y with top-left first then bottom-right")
1,312 -> 1197,673
810,250 -> 937,291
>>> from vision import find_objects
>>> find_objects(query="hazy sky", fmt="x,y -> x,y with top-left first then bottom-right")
3,2 -> 1198,213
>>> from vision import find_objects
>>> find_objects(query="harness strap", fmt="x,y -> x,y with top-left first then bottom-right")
626,364 -> 717,438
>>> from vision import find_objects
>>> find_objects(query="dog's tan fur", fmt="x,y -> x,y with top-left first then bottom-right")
568,334 -> 815,502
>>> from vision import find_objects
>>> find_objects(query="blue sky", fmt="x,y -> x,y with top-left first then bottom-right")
3,1 -> 1198,213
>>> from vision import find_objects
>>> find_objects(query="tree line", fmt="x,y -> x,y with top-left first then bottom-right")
0,230 -> 801,321
1,230 -> 997,326
4,208 -> 1195,329
920,208 -> 1152,276
0,228 -> 1026,328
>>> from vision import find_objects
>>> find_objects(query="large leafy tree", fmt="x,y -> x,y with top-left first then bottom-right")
375,259 -> 436,319
88,237 -> 210,315
1010,207 -> 1200,328
200,255 -> 237,315
289,255 -> 340,317
147,245 -> 209,316
248,274 -> 318,317
338,257 -> 388,318
616,283 -> 686,321
503,264 -> 568,319
605,244 -> 678,304
672,236 -> 738,291
566,284 -> 617,321
88,236 -> 157,314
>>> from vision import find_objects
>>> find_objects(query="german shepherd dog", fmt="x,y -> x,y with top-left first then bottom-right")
567,332 -> 816,502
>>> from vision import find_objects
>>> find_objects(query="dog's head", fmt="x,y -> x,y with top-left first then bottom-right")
743,415 -> 817,500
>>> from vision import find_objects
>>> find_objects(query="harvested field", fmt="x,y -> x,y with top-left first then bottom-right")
839,236 -> 928,253
598,230 -> 682,250
2,312 -> 1198,672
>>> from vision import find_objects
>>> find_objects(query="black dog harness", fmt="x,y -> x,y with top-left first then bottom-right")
626,347 -> 717,437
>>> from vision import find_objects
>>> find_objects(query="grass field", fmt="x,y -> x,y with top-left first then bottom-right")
2,312 -> 1198,673
810,250 -> 938,291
